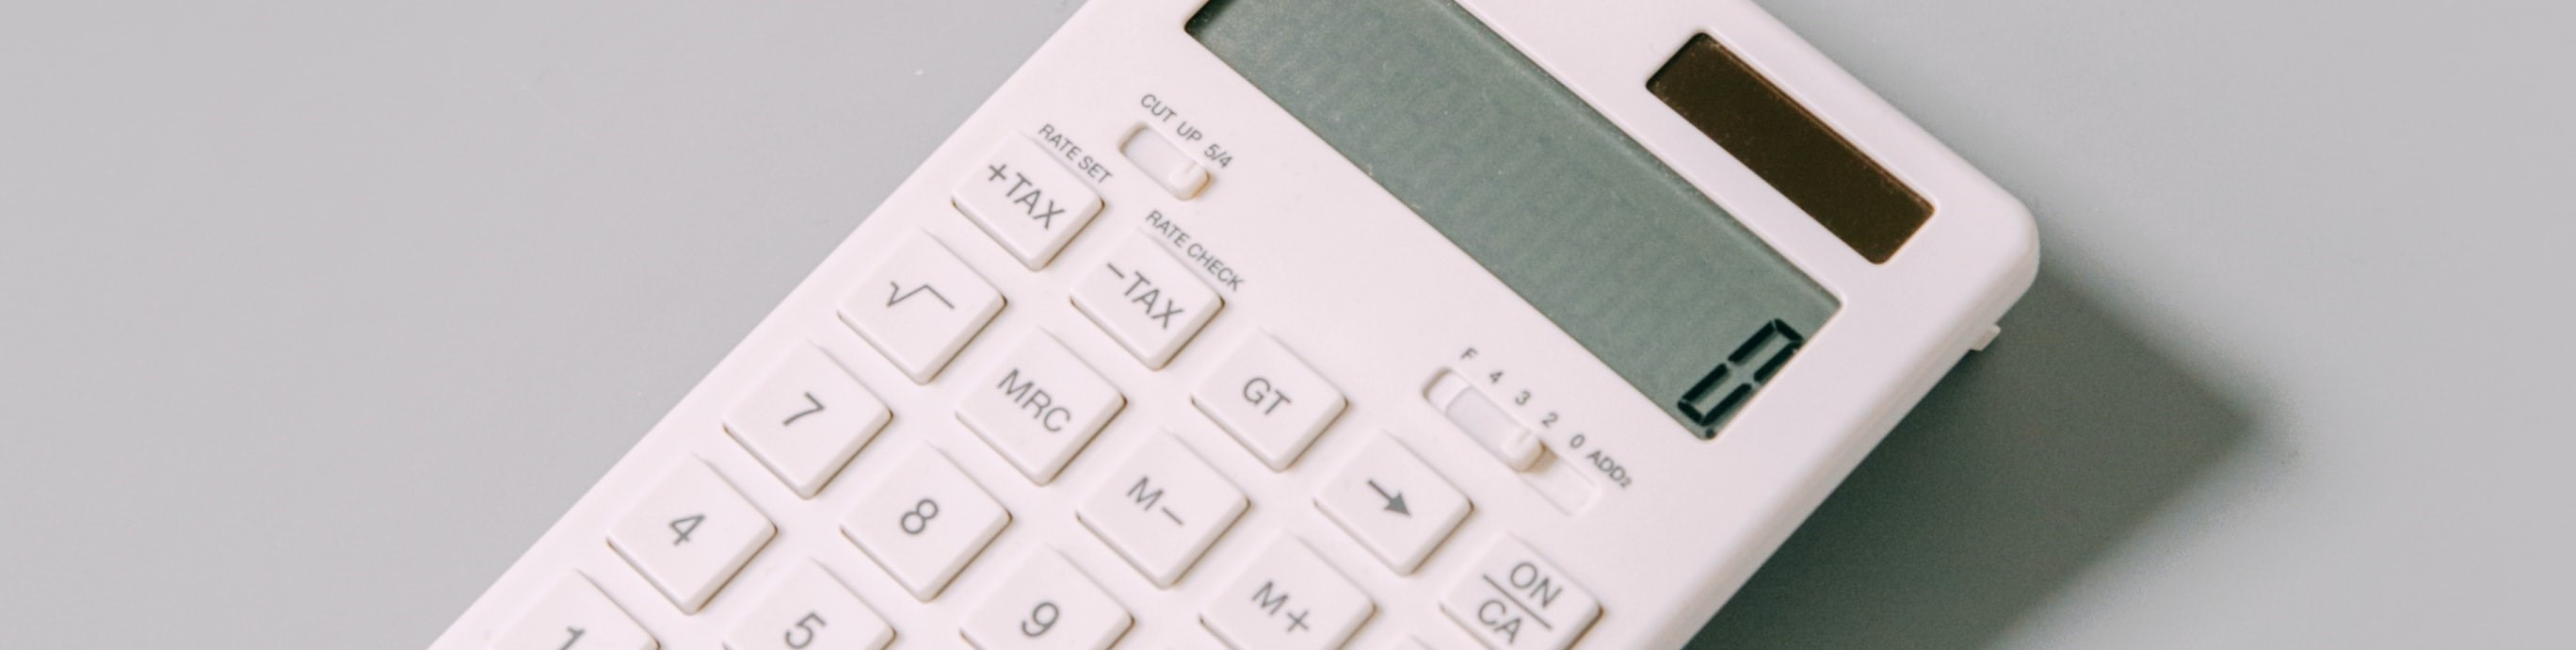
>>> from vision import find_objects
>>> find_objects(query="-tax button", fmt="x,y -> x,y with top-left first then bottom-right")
1071,236 -> 1223,369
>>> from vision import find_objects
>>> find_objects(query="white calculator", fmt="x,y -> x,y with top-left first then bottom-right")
433,0 -> 2037,648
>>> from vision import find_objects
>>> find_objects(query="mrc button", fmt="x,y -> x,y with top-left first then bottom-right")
1441,536 -> 1601,650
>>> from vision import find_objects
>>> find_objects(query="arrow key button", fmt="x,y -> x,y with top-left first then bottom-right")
1314,434 -> 1471,575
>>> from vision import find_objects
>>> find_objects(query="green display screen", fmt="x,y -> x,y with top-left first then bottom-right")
1189,0 -> 1840,438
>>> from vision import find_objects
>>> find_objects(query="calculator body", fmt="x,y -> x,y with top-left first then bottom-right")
434,0 -> 2038,648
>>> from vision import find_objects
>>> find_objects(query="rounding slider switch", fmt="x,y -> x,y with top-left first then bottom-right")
1121,127 -> 1210,199
1425,370 -> 1543,471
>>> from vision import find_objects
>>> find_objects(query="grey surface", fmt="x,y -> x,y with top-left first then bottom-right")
0,1 -> 2568,649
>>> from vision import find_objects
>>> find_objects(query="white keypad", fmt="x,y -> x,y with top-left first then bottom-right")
724,343 -> 892,497
840,234 -> 1006,383
1439,538 -> 1600,650
494,575 -> 655,650
1316,435 -> 1471,575
962,550 -> 1134,650
1071,236 -> 1222,368
1202,537 -> 1376,650
958,333 -> 1126,483
1193,334 -> 1346,470
725,561 -> 894,650
469,119 -> 1655,650
844,447 -> 1010,600
955,137 -> 1105,269
1076,433 -> 1248,587
606,461 -> 775,613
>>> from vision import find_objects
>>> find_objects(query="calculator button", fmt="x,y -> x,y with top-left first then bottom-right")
1193,334 -> 1346,470
1439,538 -> 1600,650
1201,537 -> 1375,650
1071,236 -> 1222,368
606,461 -> 775,613
1423,371 -> 1541,471
840,234 -> 1006,383
958,333 -> 1126,484
724,343 -> 892,498
725,561 -> 894,650
1120,129 -> 1210,200
492,575 -> 655,650
961,550 -> 1133,650
955,137 -> 1105,269
1076,433 -> 1248,587
1379,640 -> 1437,650
1315,435 -> 1470,575
844,446 -> 1010,601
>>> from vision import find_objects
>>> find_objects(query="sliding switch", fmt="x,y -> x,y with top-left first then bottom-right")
1425,370 -> 1543,471
1120,128 -> 1210,199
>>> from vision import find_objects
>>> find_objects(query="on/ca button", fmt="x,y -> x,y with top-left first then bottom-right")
1121,127 -> 1211,199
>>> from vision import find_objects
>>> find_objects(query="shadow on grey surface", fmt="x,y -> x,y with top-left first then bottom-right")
1684,270 -> 2255,649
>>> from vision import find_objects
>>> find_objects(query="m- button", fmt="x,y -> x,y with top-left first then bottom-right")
1077,433 -> 1248,587
1193,334 -> 1346,470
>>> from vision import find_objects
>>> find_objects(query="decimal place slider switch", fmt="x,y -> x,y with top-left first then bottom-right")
1424,371 -> 1542,471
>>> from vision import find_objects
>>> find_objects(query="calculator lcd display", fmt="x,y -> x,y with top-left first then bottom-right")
1189,0 -> 1841,438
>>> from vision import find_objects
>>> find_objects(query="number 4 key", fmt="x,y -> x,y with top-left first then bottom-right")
607,461 -> 777,612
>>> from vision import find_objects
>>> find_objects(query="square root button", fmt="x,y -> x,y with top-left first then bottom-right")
838,234 -> 1005,384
